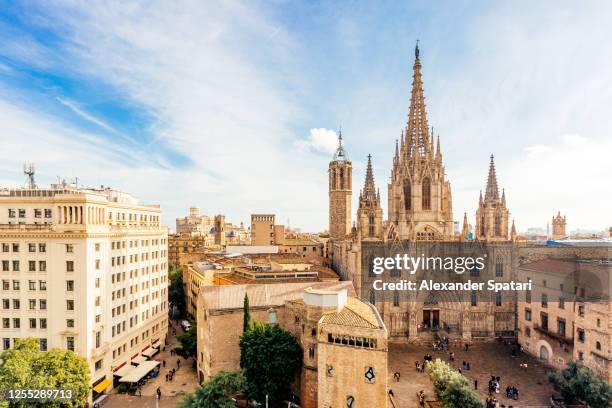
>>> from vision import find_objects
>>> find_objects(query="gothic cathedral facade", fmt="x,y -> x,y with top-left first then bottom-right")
328,44 -> 518,342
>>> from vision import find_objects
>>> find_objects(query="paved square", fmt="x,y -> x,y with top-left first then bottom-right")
387,341 -> 558,407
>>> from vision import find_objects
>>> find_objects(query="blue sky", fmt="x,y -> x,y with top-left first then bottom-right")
1,1 -> 611,232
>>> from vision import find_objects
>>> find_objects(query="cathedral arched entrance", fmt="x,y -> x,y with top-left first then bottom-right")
422,309 -> 439,329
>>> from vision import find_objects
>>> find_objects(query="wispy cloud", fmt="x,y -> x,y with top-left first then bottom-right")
56,97 -> 117,134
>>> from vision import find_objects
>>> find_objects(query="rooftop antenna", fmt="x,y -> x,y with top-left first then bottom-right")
23,163 -> 37,189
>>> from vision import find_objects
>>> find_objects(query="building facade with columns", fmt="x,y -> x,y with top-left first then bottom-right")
0,183 -> 168,402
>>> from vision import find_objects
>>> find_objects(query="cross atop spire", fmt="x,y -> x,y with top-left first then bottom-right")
333,130 -> 349,161
405,40 -> 432,158
485,154 -> 499,201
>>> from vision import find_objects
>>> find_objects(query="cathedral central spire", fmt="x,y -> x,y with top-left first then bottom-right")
405,40 -> 431,158
485,154 -> 499,201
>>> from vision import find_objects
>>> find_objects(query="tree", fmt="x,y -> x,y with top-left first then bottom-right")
176,322 -> 197,358
427,359 -> 483,408
0,338 -> 91,407
242,293 -> 251,333
549,361 -> 612,408
181,371 -> 244,408
169,264 -> 186,318
239,322 -> 302,403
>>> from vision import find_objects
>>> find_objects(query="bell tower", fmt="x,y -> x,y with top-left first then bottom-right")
329,132 -> 352,240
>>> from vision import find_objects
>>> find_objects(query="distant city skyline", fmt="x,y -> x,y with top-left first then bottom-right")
1,2 -> 611,232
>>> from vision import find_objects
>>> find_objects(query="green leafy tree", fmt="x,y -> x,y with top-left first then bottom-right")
0,338 -> 90,408
169,265 -> 186,318
176,322 -> 197,358
239,322 -> 302,403
242,293 -> 251,333
549,361 -> 612,408
181,371 -> 244,408
427,359 -> 482,408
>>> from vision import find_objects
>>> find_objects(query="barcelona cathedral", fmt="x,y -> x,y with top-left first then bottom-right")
328,44 -> 519,342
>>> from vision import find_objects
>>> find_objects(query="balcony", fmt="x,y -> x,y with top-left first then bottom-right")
533,324 -> 573,345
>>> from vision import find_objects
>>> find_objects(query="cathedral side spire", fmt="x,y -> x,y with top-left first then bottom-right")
357,154 -> 383,239
485,154 -> 499,202
363,154 -> 376,201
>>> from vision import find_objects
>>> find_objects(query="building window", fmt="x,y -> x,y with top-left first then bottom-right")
578,305 -> 585,317
95,331 -> 101,347
421,178 -> 431,210
494,214 -> 502,236
18,209 -> 26,218
12,261 -> 19,271
578,351 -> 584,361
525,290 -> 531,303
470,291 -> 477,306
495,292 -> 502,306
2,338 -> 9,350
67,319 -> 75,328
525,327 -> 531,337
66,280 -> 74,291
495,255 -> 503,277
39,261 -> 46,272
39,281 -> 46,291
577,328 -> 585,342
29,243 -> 36,252
44,209 -> 52,218
558,297 -> 565,309
39,338 -> 47,351
38,243 -> 46,252
66,300 -> 74,311
95,360 -> 102,371
29,261 -> 36,272
66,337 -> 75,351
66,261 -> 74,272
368,289 -> 376,305
541,293 -> 547,308
29,318 -> 36,329
525,308 -> 531,321
557,319 -> 566,338
393,290 -> 400,307
12,243 -> 19,252
403,180 -> 411,210
540,312 -> 548,331
596,341 -> 602,351
66,244 -> 74,253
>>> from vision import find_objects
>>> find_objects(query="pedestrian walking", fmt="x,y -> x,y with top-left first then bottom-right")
156,387 -> 161,400
165,373 -> 168,381
162,360 -> 166,367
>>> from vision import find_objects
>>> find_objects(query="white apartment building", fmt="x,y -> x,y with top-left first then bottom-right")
0,184 -> 168,402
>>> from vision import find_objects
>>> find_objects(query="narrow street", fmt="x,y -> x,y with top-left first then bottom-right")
104,319 -> 200,408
